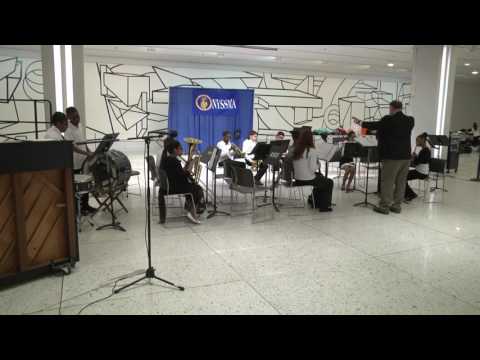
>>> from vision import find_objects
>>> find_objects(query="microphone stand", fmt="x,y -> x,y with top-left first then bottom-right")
114,134 -> 184,294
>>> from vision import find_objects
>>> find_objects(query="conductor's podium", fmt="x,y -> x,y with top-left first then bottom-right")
0,141 -> 79,286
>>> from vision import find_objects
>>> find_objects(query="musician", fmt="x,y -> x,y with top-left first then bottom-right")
243,130 -> 267,185
291,128 -> 333,212
44,112 -> 68,140
158,130 -> 178,170
216,130 -> 235,162
275,131 -> 285,140
64,107 -> 96,215
405,132 -> 431,201
339,130 -> 356,192
162,140 -> 205,224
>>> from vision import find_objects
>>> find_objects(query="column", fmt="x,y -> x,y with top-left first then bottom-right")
410,45 -> 457,157
40,45 -> 86,135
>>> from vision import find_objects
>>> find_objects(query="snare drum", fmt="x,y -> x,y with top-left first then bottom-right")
74,174 -> 94,194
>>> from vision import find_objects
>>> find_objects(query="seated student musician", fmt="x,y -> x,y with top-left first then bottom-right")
243,130 -> 267,186
216,130 -> 236,164
275,131 -> 285,141
158,130 -> 178,171
161,140 -> 205,225
44,112 -> 69,140
405,132 -> 432,201
292,128 -> 334,212
339,130 -> 356,192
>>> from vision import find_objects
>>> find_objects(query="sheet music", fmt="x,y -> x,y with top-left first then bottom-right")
356,135 -> 378,147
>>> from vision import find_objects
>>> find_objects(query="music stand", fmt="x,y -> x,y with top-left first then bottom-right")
353,137 -> 378,208
207,147 -> 230,219
200,146 -> 215,206
263,142 -> 286,212
89,133 -> 126,232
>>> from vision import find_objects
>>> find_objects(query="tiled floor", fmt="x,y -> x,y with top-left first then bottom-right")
2,152 -> 480,314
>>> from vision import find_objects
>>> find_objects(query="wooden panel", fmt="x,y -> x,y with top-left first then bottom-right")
0,174 -> 18,275
21,170 -> 69,267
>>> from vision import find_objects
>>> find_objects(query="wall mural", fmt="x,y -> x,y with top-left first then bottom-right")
90,63 -> 411,140
0,56 -> 45,141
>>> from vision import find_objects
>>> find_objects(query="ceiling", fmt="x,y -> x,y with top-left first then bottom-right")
2,45 -> 480,82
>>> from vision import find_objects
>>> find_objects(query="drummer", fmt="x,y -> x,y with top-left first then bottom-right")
64,107 -> 96,215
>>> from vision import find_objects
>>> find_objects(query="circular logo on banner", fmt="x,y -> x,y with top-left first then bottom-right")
195,94 -> 212,111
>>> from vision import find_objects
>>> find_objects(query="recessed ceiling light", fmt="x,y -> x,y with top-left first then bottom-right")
465,63 -> 471,66
203,51 -> 218,57
387,63 -> 395,67
472,70 -> 479,75
396,68 -> 408,72
263,55 -> 277,60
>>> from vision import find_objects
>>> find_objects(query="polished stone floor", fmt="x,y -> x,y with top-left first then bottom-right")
2,152 -> 480,315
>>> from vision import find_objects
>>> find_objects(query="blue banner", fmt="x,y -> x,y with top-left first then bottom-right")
192,89 -> 239,116
168,87 -> 254,152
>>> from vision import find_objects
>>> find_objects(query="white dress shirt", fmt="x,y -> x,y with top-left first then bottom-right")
242,138 -> 256,161
64,124 -> 87,170
292,148 -> 321,181
216,140 -> 234,160
44,126 -> 64,141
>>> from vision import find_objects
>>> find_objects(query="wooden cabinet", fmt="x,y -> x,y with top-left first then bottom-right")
0,141 -> 78,286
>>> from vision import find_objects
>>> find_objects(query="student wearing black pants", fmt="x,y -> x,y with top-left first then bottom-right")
405,132 -> 431,201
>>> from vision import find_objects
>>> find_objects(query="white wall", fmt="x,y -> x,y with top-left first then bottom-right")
450,80 -> 480,131
83,61 -> 412,154
0,55 -> 46,141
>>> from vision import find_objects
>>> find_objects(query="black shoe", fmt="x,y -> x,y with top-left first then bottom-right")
319,207 -> 333,212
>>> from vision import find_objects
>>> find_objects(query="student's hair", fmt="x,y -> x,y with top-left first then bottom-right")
166,139 -> 181,154
417,132 -> 432,147
222,130 -> 231,137
51,112 -> 67,125
248,130 -> 257,137
291,128 -> 300,143
65,107 -> 78,119
347,130 -> 355,139
293,128 -> 315,160
389,100 -> 403,110
276,131 -> 285,137
473,122 -> 478,131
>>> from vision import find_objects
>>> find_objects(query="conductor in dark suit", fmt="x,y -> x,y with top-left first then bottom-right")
353,100 -> 414,215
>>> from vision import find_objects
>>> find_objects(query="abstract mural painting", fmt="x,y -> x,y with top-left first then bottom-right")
0,56 -> 46,141
92,64 -> 411,140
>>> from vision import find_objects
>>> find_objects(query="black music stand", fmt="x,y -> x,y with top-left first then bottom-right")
353,140 -> 378,208
207,147 -> 230,219
114,134 -> 184,294
263,142 -> 288,212
88,133 -> 126,232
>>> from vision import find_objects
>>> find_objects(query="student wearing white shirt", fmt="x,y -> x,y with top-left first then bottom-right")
242,130 -> 267,185
63,107 -> 96,215
216,131 -> 235,162
44,112 -> 68,140
291,128 -> 333,212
